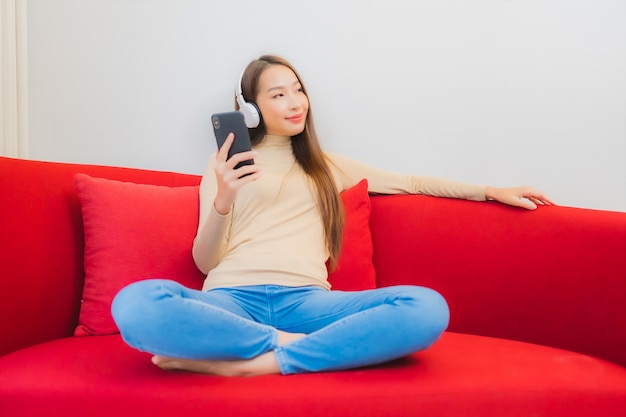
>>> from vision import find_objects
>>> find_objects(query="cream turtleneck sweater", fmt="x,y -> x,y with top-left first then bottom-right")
195,135 -> 485,291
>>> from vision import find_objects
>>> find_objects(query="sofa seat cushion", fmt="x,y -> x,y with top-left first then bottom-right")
1,333 -> 624,417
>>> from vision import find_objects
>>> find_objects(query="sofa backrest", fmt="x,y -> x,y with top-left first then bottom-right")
369,193 -> 626,367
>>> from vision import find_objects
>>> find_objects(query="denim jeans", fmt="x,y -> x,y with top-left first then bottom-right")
111,279 -> 449,374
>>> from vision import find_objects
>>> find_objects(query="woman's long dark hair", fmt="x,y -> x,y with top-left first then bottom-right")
237,55 -> 345,269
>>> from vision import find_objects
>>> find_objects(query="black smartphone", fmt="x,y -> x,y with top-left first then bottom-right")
211,111 -> 254,169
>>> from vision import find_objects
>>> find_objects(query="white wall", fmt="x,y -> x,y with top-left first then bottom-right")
26,0 -> 626,212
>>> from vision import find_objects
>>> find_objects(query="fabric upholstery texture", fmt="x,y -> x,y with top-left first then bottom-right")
370,194 -> 626,367
328,178 -> 376,291
0,332 -> 624,417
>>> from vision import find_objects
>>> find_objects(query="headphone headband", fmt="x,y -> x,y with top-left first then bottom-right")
236,69 -> 246,108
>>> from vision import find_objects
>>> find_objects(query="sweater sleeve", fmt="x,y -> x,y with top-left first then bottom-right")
326,152 -> 486,201
192,155 -> 232,274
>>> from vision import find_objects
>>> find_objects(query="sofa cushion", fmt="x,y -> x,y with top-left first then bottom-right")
74,175 -> 375,336
0,332 -> 624,417
74,174 -> 206,336
328,178 -> 376,291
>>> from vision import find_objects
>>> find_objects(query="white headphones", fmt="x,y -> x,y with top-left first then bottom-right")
235,68 -> 261,128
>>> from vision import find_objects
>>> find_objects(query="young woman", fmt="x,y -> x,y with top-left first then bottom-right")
111,55 -> 554,376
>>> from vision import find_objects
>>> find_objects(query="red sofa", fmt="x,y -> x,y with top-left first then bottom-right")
1,155 -> 625,417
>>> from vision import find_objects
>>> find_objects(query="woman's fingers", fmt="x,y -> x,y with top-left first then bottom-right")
486,186 -> 556,210
216,133 -> 235,162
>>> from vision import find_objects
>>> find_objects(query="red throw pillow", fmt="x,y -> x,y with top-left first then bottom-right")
74,174 -> 376,336
327,179 -> 376,291
74,174 -> 205,336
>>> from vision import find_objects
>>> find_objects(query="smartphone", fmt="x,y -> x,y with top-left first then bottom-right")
211,111 -> 254,169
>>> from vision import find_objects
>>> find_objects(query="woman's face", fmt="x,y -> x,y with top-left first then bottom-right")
255,64 -> 309,137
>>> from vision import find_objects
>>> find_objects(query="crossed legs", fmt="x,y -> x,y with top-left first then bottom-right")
112,280 -> 449,376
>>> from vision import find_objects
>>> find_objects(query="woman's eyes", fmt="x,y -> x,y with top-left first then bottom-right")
271,88 -> 304,99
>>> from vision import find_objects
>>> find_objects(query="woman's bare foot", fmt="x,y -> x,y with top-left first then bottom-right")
151,330 -> 305,377
276,329 -> 306,346
152,351 -> 280,377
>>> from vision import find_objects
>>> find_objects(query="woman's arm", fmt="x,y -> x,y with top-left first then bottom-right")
326,152 -> 554,209
192,165 -> 231,274
192,134 -> 261,274
326,152 -> 485,200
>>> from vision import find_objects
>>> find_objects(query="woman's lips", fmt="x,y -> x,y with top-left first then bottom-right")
286,114 -> 304,123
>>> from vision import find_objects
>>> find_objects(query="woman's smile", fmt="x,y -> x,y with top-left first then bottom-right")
286,113 -> 304,123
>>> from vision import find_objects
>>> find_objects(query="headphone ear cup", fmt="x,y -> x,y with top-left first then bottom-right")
239,102 -> 261,128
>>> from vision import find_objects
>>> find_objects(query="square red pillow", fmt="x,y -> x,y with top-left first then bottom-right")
74,174 -> 205,336
327,179 -> 376,291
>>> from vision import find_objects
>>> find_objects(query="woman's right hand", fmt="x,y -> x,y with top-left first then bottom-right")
213,133 -> 261,215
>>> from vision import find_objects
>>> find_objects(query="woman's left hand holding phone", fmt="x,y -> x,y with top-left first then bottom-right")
213,133 -> 261,215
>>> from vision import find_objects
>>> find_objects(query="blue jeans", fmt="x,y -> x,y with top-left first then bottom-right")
111,280 -> 449,374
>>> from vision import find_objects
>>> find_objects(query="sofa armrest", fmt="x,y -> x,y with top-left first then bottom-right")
370,194 -> 626,367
